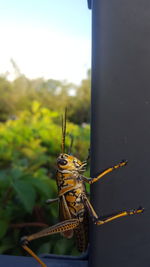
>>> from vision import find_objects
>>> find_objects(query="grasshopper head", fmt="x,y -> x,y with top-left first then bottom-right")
57,153 -> 86,172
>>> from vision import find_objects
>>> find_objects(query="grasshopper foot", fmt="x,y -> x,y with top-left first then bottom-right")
128,206 -> 144,215
20,236 -> 29,246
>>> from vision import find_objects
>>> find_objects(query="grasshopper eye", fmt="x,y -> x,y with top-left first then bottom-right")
61,159 -> 67,165
58,159 -> 67,165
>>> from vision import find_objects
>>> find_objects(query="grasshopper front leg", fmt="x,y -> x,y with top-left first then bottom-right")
45,197 -> 59,204
81,160 -> 128,184
21,218 -> 79,267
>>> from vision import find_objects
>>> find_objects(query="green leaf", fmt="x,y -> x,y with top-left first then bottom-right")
12,180 -> 36,213
0,236 -> 14,253
0,220 -> 9,238
11,168 -> 23,181
37,241 -> 51,254
0,170 -> 7,181
0,243 -> 14,254
0,171 -> 10,186
30,178 -> 51,197
54,238 -> 73,255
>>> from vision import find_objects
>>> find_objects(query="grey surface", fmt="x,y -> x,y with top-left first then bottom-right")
90,0 -> 150,267
0,254 -> 88,267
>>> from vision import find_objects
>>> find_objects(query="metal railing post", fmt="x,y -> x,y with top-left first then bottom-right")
90,0 -> 150,266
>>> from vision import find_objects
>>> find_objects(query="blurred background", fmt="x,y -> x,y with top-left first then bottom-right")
0,0 -> 91,257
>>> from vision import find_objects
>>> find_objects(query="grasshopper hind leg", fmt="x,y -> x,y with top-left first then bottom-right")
95,206 -> 144,225
20,236 -> 47,267
82,194 -> 144,225
20,219 -> 79,267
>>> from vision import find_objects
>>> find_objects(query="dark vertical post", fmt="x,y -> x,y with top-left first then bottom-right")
90,0 -> 150,266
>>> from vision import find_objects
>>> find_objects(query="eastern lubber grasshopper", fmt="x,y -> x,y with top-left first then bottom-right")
21,110 -> 144,267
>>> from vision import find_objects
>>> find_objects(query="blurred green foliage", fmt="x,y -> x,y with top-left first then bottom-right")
0,102 -> 90,256
0,68 -> 91,124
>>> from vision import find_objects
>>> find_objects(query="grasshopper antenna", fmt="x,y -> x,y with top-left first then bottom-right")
61,108 -> 67,153
68,134 -> 74,154
86,148 -> 90,162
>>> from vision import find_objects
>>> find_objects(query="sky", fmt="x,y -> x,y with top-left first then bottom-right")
0,0 -> 91,84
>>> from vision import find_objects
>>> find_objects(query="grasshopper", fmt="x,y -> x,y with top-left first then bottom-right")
21,110 -> 144,267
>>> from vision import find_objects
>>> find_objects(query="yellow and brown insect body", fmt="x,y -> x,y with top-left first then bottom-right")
56,153 -> 89,251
